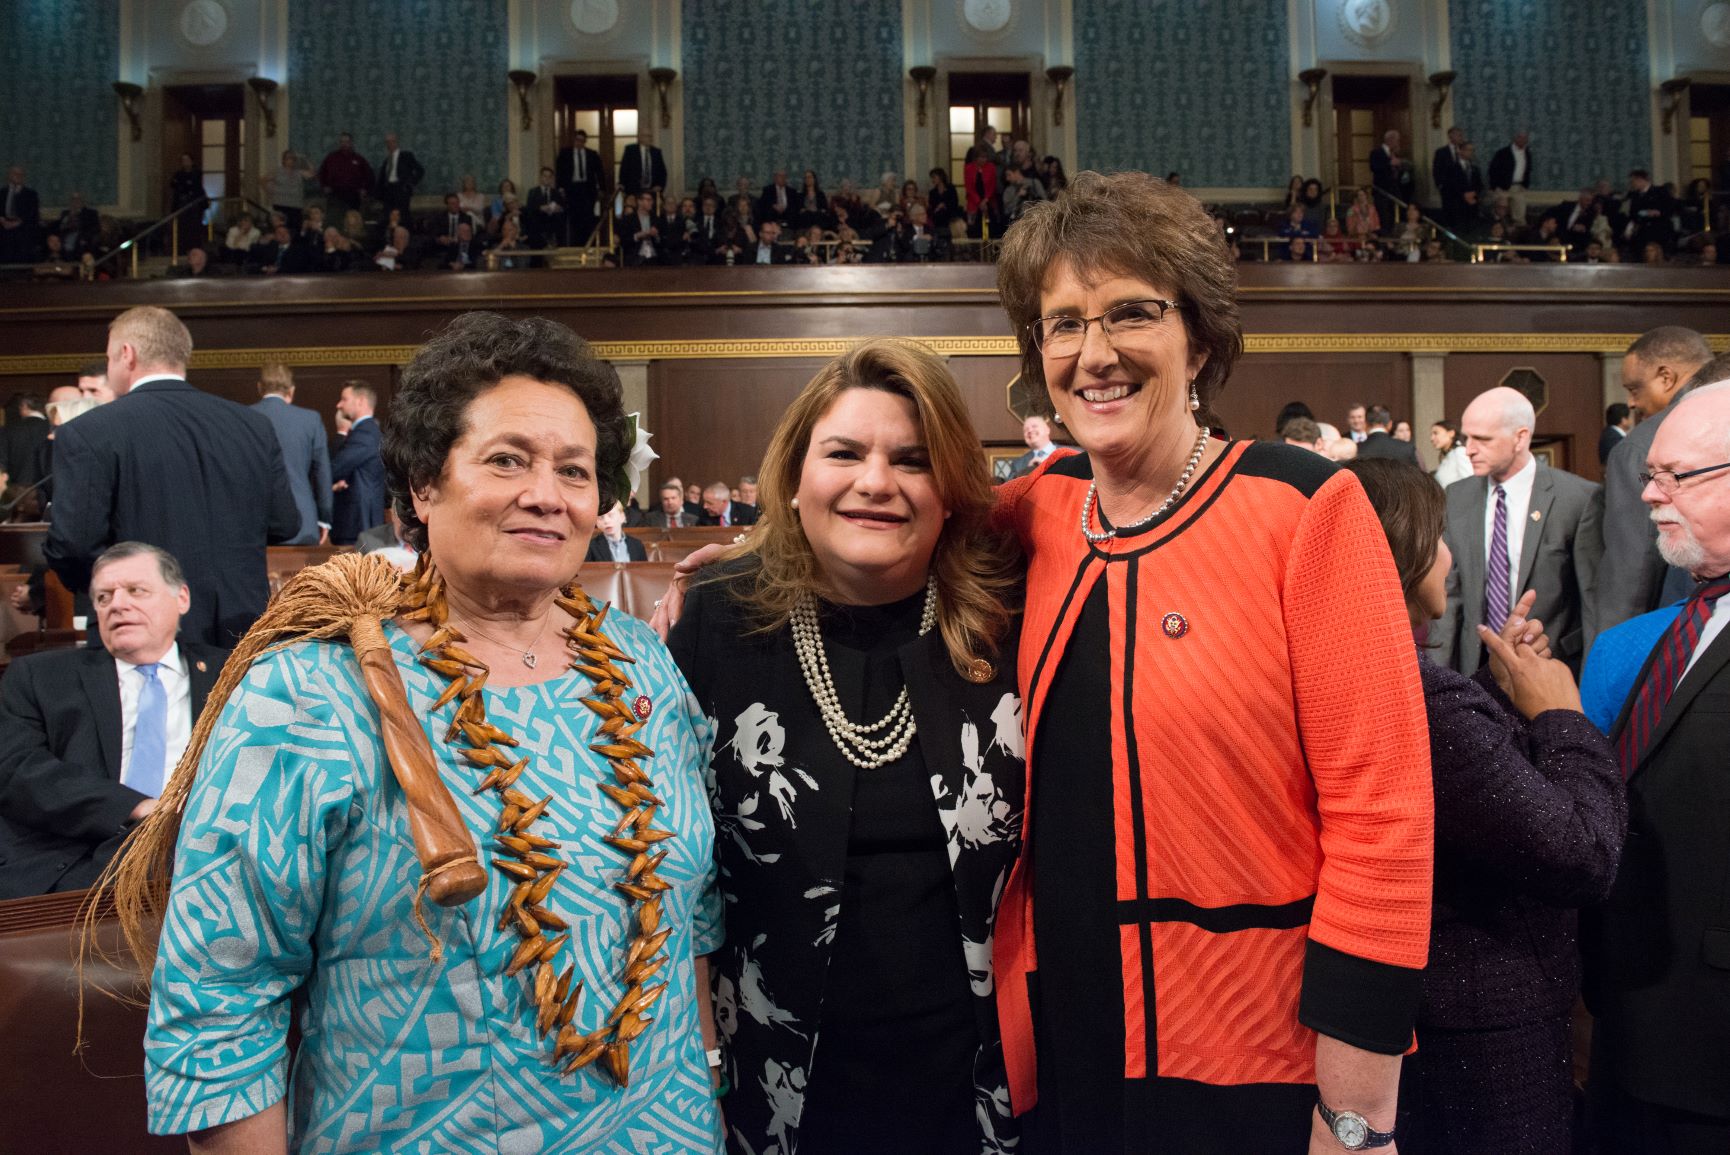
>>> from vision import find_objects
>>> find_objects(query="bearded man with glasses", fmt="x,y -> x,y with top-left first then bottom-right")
1584,376 -> 1730,1154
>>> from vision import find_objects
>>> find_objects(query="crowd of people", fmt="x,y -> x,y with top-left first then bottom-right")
1,170 -> 1730,1155
6,119 -> 1722,280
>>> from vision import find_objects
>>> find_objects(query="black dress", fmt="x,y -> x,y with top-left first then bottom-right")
669,565 -> 1026,1155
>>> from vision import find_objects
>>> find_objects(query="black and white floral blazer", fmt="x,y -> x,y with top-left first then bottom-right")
669,572 -> 1026,1155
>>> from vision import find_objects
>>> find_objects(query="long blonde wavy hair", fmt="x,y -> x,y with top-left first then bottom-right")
715,338 -> 1022,674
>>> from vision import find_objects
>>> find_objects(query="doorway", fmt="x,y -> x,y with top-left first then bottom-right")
947,72 -> 1030,185
1330,74 -> 1411,191
1687,83 -> 1730,231
161,83 -> 245,224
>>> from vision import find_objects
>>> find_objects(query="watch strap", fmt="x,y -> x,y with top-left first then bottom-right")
1317,1101 -> 1396,1149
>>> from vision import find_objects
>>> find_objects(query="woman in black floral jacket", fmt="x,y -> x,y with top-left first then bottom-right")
669,338 -> 1026,1155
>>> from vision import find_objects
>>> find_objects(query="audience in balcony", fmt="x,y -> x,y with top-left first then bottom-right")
168,153 -> 209,223
316,132 -> 373,214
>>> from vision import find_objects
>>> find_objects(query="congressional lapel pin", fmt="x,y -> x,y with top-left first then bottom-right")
1531,510 -> 1543,522
631,693 -> 653,721
1161,612 -> 1190,639
195,659 -> 208,672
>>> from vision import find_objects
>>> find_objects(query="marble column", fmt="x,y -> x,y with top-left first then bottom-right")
1410,352 -> 1448,470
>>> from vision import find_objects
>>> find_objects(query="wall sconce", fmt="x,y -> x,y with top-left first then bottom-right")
246,76 -> 279,137
1427,70 -> 1456,129
1046,66 -> 1074,126
113,81 -> 144,142
909,66 -> 936,127
507,69 -> 537,131
1297,68 -> 1327,127
648,67 -> 677,129
1660,77 -> 1692,135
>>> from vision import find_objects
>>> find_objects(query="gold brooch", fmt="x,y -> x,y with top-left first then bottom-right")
965,657 -> 994,683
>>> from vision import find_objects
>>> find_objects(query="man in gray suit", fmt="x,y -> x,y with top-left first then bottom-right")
1435,386 -> 1602,673
250,363 -> 332,546
1593,328 -> 1714,634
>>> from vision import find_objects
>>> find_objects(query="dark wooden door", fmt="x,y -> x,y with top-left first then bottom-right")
1330,75 -> 1411,192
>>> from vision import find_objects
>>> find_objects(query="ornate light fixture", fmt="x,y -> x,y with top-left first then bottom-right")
113,82 -> 144,142
909,66 -> 936,127
508,69 -> 537,131
648,67 -> 677,128
1046,66 -> 1074,126
1660,77 -> 1692,135
246,76 -> 279,137
1427,70 -> 1456,129
1297,68 -> 1328,127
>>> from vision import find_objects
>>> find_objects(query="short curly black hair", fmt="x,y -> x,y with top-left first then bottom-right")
382,312 -> 629,553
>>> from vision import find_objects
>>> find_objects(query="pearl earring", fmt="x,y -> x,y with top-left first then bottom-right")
1188,382 -> 1200,412
1052,413 -> 1064,425
790,496 -> 800,510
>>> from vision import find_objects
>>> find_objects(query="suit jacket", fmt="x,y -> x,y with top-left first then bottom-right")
1593,410 -> 1694,634
1,413 -> 49,490
618,144 -> 666,195
0,642 -> 225,898
584,534 -> 648,562
1368,145 -> 1407,197
1597,424 -> 1625,467
1433,145 -> 1465,196
250,396 -> 332,545
556,146 -> 605,199
1586,622 -> 1730,1115
1487,145 -> 1532,190
1356,429 -> 1420,465
329,415 -> 387,545
422,209 -> 479,241
374,149 -> 424,198
43,378 -> 301,646
644,508 -> 694,529
439,235 -> 487,270
696,501 -> 758,528
524,185 -> 567,243
756,183 -> 802,225
1436,460 -> 1602,673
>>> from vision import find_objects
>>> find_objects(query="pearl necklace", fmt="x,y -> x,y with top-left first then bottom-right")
1080,428 -> 1210,544
790,579 -> 938,769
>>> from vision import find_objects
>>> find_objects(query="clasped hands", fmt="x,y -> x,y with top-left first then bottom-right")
1475,590 -> 1582,719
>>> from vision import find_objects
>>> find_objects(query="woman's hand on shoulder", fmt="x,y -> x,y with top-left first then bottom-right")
648,542 -> 732,640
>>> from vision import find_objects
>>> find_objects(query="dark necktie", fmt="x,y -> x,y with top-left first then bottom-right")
1618,576 -> 1730,774
577,151 -> 585,181
1484,484 -> 1511,632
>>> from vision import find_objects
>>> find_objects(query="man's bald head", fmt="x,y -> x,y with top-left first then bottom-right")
1461,386 -> 1536,482
1646,381 -> 1730,578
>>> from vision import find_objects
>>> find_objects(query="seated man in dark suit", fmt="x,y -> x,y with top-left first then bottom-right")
1355,404 -> 1419,465
423,193 -> 478,249
697,481 -> 758,527
757,170 -> 801,228
524,166 -> 568,248
330,380 -> 387,545
0,542 -> 225,898
585,501 -> 649,563
439,221 -> 486,271
250,222 -> 311,275
745,220 -> 794,265
644,480 -> 695,529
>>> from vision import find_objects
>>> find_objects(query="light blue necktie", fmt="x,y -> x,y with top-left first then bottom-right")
131,663 -> 168,798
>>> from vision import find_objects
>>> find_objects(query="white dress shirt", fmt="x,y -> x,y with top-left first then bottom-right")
1434,446 -> 1473,490
116,643 -> 192,790
130,373 -> 184,391
1509,146 -> 1527,185
1483,455 -> 1538,611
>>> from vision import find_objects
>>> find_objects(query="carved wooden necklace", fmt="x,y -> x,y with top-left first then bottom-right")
400,558 -> 673,1086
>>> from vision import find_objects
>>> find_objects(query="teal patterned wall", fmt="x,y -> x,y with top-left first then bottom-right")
1448,0 -> 1650,192
288,0 -> 509,199
682,0 -> 904,191
1075,0 -> 1289,187
0,1 -> 119,204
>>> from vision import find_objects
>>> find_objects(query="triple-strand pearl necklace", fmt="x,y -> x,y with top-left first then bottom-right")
790,578 -> 938,769
1080,427 -> 1210,545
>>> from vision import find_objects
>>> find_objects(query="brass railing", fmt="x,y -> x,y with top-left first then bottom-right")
89,198 -> 211,279
1472,243 -> 1570,263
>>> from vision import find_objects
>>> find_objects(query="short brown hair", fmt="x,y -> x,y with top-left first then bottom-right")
996,170 -> 1243,425
714,338 -> 1022,676
259,363 -> 294,395
341,380 -> 378,407
110,306 -> 193,372
1344,459 -> 1444,601
1279,416 -> 1321,444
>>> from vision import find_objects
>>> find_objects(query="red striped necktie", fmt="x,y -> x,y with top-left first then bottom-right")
1618,575 -> 1730,775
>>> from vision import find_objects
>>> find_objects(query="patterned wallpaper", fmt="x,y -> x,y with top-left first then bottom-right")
682,0 -> 904,191
1449,0 -> 1650,191
1075,0 -> 1289,187
0,1 -> 120,204
288,0 -> 509,198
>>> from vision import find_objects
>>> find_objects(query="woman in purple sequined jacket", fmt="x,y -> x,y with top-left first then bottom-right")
1348,458 -> 1628,1155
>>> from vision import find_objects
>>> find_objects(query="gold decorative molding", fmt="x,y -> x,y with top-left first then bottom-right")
1,333 -> 1725,376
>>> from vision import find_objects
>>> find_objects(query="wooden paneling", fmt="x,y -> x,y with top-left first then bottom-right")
647,358 -> 828,494
1225,353 -> 1412,440
1444,353 -> 1603,480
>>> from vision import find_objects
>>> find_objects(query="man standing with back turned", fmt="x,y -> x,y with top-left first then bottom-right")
44,306 -> 300,646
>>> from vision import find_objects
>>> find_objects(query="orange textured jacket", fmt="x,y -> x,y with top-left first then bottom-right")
992,441 -> 1433,1112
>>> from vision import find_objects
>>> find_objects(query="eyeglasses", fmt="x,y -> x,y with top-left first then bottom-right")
1028,298 -> 1181,358
1639,460 -> 1730,495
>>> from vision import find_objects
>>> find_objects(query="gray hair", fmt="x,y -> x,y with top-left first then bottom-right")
91,541 -> 187,589
704,482 -> 731,499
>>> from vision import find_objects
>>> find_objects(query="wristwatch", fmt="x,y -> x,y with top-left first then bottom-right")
1317,1102 -> 1396,1150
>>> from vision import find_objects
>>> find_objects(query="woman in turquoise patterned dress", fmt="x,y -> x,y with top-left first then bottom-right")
115,313 -> 723,1153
